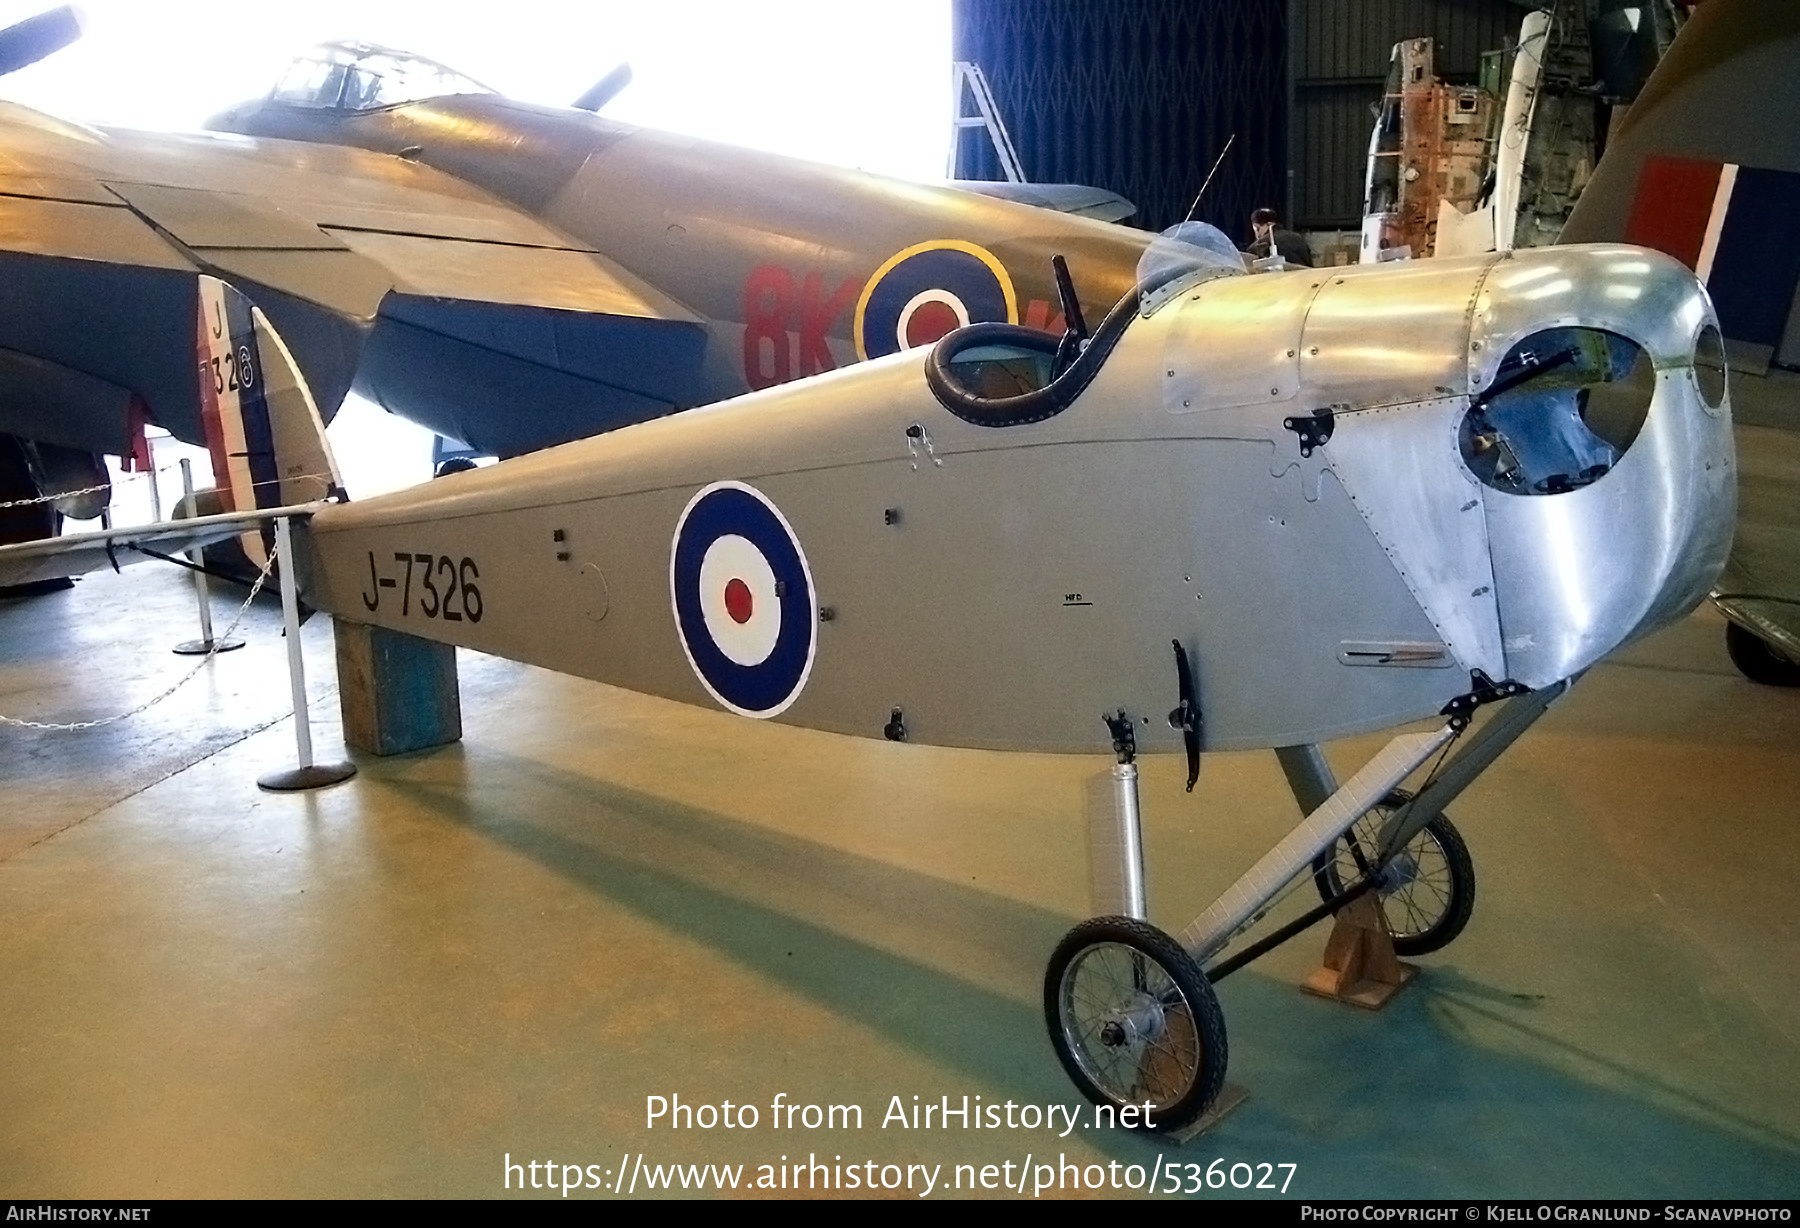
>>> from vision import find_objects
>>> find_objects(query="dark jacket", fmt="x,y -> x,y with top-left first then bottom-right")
1246,227 -> 1314,267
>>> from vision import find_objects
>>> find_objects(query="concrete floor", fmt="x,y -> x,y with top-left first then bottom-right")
2,562 -> 1798,1199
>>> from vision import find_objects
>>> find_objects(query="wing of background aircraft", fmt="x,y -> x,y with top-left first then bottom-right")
0,270 -> 339,588
1560,0 -> 1800,683
0,16 -> 708,485
1,15 -> 1156,544
947,180 -> 1138,223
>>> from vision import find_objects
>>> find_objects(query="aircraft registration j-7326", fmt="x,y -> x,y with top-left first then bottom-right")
0,220 -> 1737,1128
0,18 -> 1147,526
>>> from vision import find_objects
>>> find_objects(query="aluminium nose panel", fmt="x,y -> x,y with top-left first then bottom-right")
1470,246 -> 1737,685
1177,246 -> 1738,693
1295,256 -> 1506,681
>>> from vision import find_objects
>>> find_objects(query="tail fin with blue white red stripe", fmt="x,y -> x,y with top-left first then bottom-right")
195,275 -> 341,567
1561,0 -> 1800,379
1561,0 -> 1800,670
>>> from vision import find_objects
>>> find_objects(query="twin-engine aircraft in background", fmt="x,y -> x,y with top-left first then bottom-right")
0,13 -> 1147,532
0,208 -> 1738,1127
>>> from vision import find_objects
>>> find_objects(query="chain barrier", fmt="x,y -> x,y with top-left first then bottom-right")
0,475 -> 130,510
0,463 -> 338,510
0,453 -> 196,510
0,541 -> 281,731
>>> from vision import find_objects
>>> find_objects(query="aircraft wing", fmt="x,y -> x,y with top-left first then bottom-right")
0,502 -> 323,588
0,106 -> 707,457
947,179 -> 1138,223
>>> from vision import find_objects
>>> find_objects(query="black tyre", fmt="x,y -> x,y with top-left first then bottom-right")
1725,622 -> 1800,687
1044,916 -> 1227,1133
1312,794 -> 1475,956
434,457 -> 480,478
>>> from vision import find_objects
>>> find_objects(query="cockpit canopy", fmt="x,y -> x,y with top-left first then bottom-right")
268,41 -> 495,112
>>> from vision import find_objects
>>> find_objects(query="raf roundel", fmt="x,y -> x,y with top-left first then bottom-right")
670,481 -> 818,718
854,239 -> 1018,360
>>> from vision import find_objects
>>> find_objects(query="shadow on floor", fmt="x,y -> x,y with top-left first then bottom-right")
378,742 -> 1800,1196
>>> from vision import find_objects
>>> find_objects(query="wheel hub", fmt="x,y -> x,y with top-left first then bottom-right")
1045,918 -> 1229,1133
1097,991 -> 1165,1048
1377,849 -> 1420,893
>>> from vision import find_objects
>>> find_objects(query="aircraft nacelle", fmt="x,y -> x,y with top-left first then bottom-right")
300,243 -> 1735,756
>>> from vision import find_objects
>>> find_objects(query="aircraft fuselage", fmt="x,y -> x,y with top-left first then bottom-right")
298,245 -> 1735,753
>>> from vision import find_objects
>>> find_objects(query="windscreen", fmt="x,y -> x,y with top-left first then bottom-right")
269,42 -> 494,111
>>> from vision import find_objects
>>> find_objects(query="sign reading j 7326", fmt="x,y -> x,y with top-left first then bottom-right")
361,551 -> 483,622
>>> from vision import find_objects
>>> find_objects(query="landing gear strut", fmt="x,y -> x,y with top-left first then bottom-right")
1041,675 -> 1569,1132
1044,712 -> 1225,1133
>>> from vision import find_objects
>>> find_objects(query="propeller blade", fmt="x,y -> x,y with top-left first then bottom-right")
0,5 -> 82,77
571,61 -> 631,112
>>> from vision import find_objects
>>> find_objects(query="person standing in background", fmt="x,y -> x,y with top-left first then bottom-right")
1246,207 -> 1314,267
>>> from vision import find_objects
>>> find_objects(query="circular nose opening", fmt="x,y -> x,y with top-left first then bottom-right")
1460,327 -> 1653,495
1695,323 -> 1728,409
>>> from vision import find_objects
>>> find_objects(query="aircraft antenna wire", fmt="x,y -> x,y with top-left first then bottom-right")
1182,133 -> 1236,225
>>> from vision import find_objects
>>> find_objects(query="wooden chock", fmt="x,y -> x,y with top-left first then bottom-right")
1301,891 -> 1418,1009
334,618 -> 462,756
1140,1005 -> 1247,1143
1163,1083 -> 1250,1145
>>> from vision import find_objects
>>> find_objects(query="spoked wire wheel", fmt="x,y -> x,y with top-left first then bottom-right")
1311,791 -> 1475,956
1044,916 -> 1227,1133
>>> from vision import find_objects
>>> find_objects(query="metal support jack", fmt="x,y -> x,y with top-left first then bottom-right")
257,515 -> 356,792
171,458 -> 244,656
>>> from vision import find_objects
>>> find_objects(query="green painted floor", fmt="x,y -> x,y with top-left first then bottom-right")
2,565 -> 1797,1199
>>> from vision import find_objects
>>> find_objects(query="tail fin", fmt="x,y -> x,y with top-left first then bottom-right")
195,275 -> 342,567
1562,0 -> 1800,372
1560,0 -> 1800,663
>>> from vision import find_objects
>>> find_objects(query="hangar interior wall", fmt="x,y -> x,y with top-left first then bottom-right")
1289,0 -> 1522,229
951,0 -> 1287,241
952,0 -> 1524,236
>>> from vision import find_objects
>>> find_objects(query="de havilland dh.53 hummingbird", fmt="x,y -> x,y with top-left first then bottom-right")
0,183 -> 1737,1127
